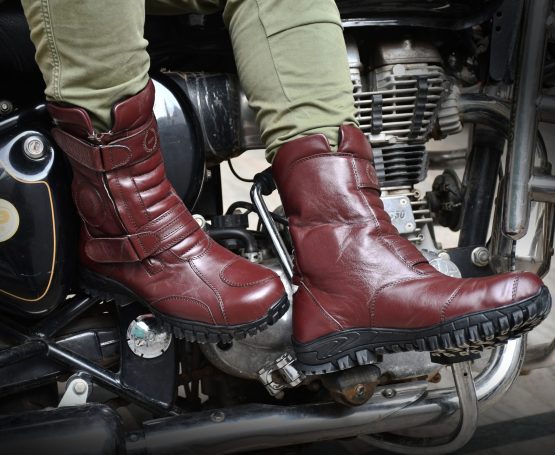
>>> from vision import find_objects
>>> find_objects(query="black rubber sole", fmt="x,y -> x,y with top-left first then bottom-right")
293,286 -> 552,375
79,268 -> 289,344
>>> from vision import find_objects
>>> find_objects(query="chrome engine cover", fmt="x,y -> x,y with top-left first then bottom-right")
200,259 -> 295,380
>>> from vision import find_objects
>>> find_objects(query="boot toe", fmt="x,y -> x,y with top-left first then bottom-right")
220,258 -> 286,324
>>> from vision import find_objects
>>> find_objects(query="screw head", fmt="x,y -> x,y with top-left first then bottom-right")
355,384 -> 366,397
210,410 -> 226,423
73,380 -> 87,395
23,136 -> 45,160
382,388 -> 396,398
405,222 -> 415,231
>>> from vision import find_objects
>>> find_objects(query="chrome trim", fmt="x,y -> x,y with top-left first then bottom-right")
131,340 -> 525,454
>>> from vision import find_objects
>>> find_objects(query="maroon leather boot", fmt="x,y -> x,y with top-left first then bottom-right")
48,80 -> 287,343
273,125 -> 551,373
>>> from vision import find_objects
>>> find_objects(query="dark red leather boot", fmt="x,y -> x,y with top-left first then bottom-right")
273,125 -> 551,374
48,80 -> 287,343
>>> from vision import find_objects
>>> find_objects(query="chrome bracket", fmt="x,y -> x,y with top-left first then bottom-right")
364,361 -> 479,454
58,373 -> 93,407
258,353 -> 305,397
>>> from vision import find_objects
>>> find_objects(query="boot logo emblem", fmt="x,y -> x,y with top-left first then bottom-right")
143,128 -> 158,154
316,333 -> 361,359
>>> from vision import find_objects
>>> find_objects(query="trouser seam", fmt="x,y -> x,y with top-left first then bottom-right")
254,0 -> 291,104
40,0 -> 62,101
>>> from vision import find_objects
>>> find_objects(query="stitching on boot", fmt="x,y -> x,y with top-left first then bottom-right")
189,259 -> 228,325
301,282 -> 344,331
371,277 -> 427,324
152,296 -> 217,325
511,272 -> 522,303
112,173 -> 138,231
288,152 -> 352,173
131,177 -> 151,222
440,281 -> 467,322
219,258 -> 275,287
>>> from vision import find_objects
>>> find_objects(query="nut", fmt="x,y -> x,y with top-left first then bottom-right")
471,247 -> 490,267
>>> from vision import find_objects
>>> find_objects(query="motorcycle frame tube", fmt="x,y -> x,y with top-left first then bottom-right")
126,340 -> 524,455
503,0 -> 551,240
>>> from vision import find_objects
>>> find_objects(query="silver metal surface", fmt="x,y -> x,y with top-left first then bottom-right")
530,174 -> 555,203
356,63 -> 450,145
134,340 -> 525,454
382,195 -> 417,234
239,92 -> 264,150
374,40 -> 442,66
58,374 -> 92,407
381,186 -> 433,245
471,247 -> 490,267
200,260 -> 294,380
126,314 -> 172,359
422,250 -> 462,278
258,353 -> 305,397
364,362 -> 478,454
251,184 -> 294,281
23,135 -> 45,160
503,0 -> 551,239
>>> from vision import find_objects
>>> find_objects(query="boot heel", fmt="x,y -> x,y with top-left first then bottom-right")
80,268 -> 136,306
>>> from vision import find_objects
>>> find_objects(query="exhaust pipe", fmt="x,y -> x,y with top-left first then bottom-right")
127,339 -> 524,455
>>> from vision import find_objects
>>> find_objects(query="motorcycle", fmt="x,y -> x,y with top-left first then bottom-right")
0,0 -> 554,453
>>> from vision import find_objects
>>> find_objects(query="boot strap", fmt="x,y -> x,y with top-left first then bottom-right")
84,218 -> 201,263
352,157 -> 380,192
52,116 -> 160,172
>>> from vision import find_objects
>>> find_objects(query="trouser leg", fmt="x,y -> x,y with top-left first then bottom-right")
21,0 -> 150,131
23,0 -> 357,159
221,0 -> 357,160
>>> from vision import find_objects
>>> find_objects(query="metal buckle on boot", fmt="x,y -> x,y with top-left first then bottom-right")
258,353 -> 305,397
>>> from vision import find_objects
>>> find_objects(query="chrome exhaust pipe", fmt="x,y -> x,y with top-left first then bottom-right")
127,339 -> 524,455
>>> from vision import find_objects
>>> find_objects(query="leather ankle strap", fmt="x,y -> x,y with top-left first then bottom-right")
84,213 -> 201,263
52,115 -> 160,172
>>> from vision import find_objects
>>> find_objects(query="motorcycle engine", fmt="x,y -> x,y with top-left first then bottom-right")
202,39 -> 464,384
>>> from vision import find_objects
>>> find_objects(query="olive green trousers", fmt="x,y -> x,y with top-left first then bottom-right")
21,0 -> 356,159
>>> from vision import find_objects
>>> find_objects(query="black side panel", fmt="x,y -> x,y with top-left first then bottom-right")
0,122 -> 77,316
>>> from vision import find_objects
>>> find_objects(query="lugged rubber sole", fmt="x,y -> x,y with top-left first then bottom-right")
293,286 -> 552,375
79,268 -> 289,344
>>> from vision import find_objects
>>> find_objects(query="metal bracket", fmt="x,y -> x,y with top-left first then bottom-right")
251,175 -> 294,281
58,373 -> 92,407
258,353 -> 305,397
364,361 -> 478,454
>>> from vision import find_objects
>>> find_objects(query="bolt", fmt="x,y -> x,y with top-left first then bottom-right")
0,100 -> 12,114
471,247 -> 490,267
438,251 -> 451,260
382,388 -> 396,399
400,198 -> 408,206
73,380 -> 87,395
210,410 -> 226,423
355,384 -> 366,397
23,136 -> 45,160
405,222 -> 415,231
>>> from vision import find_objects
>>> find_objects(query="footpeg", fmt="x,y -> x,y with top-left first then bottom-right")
430,350 -> 481,365
258,353 -> 305,398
